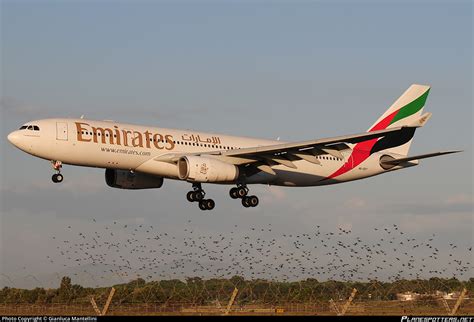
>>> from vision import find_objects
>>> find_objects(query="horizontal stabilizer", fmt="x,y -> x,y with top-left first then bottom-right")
381,150 -> 462,167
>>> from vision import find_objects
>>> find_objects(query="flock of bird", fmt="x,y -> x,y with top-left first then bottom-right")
37,218 -> 473,287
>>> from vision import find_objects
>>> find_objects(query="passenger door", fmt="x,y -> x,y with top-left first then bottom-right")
56,122 -> 68,140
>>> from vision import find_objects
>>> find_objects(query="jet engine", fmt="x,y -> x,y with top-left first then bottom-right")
177,156 -> 239,183
105,169 -> 164,189
379,154 -> 397,170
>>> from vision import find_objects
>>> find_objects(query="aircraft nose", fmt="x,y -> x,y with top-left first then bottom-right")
7,130 -> 20,146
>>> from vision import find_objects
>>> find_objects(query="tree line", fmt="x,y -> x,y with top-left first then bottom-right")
1,276 -> 472,305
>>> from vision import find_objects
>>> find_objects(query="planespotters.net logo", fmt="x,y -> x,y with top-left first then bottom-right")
401,317 -> 474,322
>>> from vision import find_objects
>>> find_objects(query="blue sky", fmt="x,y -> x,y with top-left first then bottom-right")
1,1 -> 472,287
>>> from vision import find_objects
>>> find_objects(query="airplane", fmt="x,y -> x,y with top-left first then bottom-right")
7,84 -> 461,210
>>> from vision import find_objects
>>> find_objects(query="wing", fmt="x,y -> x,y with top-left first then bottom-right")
216,126 -> 427,174
222,127 -> 408,158
220,112 -> 433,161
152,124 -> 424,175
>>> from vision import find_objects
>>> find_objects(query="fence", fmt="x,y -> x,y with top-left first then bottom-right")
1,299 -> 473,316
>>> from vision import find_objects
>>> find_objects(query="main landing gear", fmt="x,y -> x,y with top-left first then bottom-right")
186,183 -> 215,211
51,160 -> 63,183
229,185 -> 259,208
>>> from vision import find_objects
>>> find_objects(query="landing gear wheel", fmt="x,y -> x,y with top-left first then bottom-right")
193,190 -> 204,201
199,200 -> 207,210
242,195 -> 258,208
188,184 -> 212,209
229,188 -> 239,199
52,173 -> 63,183
248,195 -> 259,207
187,191 -> 195,202
237,187 -> 247,198
242,196 -> 251,208
187,189 -> 204,202
198,199 -> 216,210
205,199 -> 215,210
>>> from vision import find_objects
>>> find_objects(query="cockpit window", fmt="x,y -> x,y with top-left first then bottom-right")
21,125 -> 40,131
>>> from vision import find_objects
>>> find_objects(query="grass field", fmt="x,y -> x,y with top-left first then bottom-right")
1,300 -> 473,316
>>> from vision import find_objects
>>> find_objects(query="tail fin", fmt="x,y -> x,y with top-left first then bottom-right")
367,84 -> 431,156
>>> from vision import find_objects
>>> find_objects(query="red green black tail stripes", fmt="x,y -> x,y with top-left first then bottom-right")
325,86 -> 430,180
369,88 -> 430,132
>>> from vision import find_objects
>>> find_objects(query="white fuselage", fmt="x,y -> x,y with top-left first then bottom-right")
7,118 -> 409,187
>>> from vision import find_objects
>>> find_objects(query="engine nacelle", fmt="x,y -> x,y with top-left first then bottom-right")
178,156 -> 239,183
105,169 -> 164,189
379,154 -> 396,170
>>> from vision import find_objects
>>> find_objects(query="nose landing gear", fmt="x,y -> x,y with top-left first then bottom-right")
229,184 -> 259,208
52,173 -> 63,183
186,183 -> 215,211
51,160 -> 63,183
